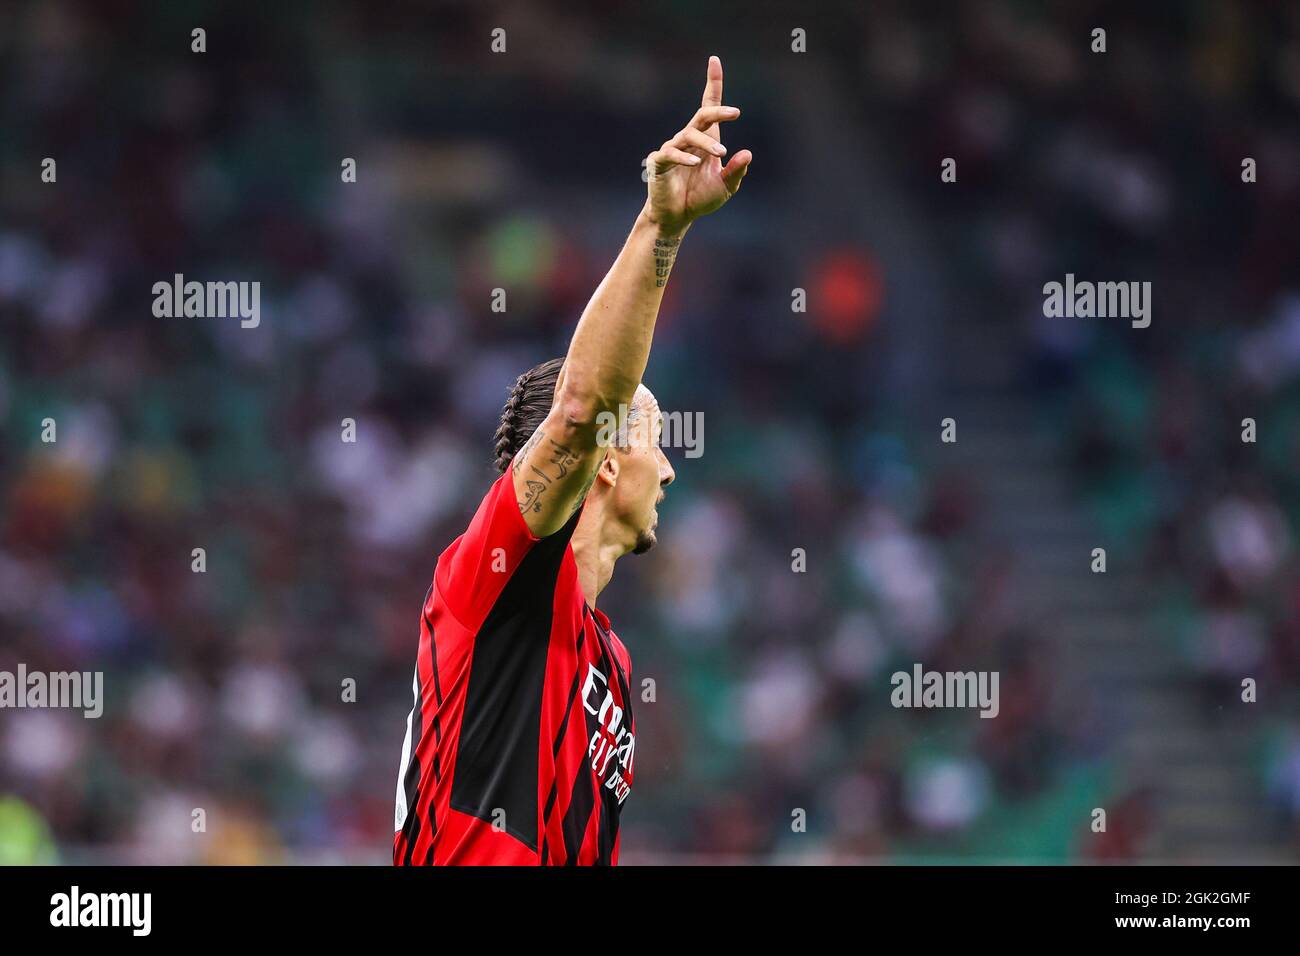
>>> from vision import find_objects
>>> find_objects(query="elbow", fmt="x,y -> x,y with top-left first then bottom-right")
552,385 -> 622,444
553,390 -> 605,432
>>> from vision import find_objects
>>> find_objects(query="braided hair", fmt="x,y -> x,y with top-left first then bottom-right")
493,357 -> 566,472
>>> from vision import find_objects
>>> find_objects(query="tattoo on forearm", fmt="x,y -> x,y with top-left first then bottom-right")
517,438 -> 581,514
653,236 -> 681,288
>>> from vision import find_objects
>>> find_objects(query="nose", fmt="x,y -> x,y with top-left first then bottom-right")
659,449 -> 676,487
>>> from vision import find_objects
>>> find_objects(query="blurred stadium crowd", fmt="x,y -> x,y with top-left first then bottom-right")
1,1 -> 1297,863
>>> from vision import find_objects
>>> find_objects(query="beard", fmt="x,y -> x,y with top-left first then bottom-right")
632,496 -> 663,555
632,527 -> 657,555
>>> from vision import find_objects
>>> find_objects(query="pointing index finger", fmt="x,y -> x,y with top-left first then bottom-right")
701,54 -> 723,107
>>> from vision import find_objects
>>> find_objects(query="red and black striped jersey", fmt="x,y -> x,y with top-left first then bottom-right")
393,468 -> 636,865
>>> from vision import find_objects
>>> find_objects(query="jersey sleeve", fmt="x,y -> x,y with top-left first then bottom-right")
435,469 -> 542,628
437,464 -> 587,631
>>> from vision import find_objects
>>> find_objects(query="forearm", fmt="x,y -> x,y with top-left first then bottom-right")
555,206 -> 688,430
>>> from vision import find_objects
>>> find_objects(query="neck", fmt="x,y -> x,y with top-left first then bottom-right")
569,502 -> 629,608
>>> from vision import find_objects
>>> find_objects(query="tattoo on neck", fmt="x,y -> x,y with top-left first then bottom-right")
653,236 -> 681,288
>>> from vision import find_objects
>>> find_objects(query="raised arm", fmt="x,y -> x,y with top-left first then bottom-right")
511,55 -> 752,536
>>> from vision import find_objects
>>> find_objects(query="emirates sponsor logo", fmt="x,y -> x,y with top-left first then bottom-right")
582,663 -> 635,804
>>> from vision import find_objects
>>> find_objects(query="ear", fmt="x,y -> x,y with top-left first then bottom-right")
596,450 -> 618,488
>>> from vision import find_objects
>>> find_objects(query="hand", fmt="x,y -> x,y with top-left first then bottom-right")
644,55 -> 752,234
